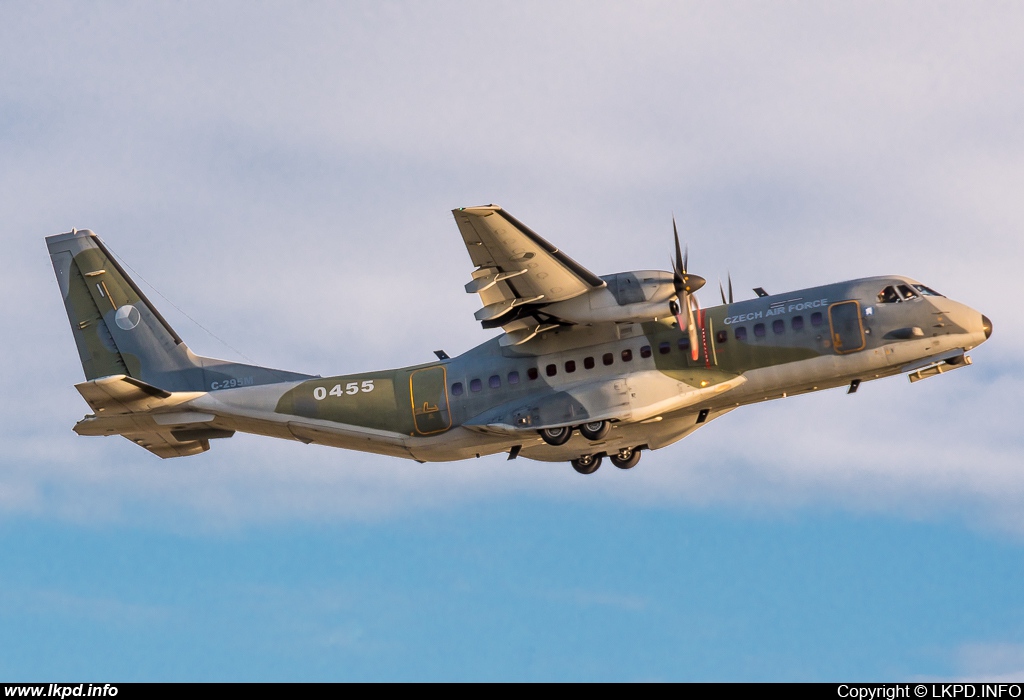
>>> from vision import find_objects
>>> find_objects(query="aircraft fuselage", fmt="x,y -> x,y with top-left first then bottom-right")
186,275 -> 989,464
49,219 -> 991,471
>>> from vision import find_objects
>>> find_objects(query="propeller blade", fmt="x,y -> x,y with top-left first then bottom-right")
719,279 -> 727,305
687,294 -> 700,361
670,215 -> 705,295
672,217 -> 685,295
728,273 -> 734,304
672,217 -> 683,270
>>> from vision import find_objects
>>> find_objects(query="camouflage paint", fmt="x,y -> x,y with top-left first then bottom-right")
47,220 -> 990,464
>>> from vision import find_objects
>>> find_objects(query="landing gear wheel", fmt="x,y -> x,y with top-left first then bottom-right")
571,454 -> 603,474
609,447 -> 641,470
539,426 -> 573,446
578,420 -> 610,441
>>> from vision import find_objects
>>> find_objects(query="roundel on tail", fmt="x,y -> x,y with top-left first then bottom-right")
114,304 -> 141,330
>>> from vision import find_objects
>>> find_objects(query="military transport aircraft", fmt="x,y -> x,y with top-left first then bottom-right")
47,205 -> 992,474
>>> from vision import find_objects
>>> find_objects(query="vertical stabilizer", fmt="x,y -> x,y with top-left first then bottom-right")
47,230 -> 311,392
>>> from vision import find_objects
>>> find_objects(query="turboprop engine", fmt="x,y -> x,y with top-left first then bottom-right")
536,218 -> 709,358
542,270 -> 681,325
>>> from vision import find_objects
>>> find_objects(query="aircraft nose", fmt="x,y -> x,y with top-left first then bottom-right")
982,314 -> 993,340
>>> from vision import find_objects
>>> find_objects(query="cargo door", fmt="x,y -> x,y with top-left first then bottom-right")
410,367 -> 452,435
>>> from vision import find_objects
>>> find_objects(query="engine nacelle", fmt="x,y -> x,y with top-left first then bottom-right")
543,270 -> 679,325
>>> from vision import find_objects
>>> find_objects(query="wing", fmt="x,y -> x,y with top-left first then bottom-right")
453,206 -> 605,343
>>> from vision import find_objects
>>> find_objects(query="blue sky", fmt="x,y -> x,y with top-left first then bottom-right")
2,509 -> 1024,681
2,1 -> 1023,681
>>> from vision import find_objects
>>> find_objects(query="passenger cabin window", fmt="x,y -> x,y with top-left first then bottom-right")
811,312 -> 823,327
621,349 -> 633,362
640,345 -> 652,358
735,326 -> 747,341
545,364 -> 557,377
659,341 -> 671,354
451,382 -> 464,396
754,323 -> 766,337
913,284 -> 943,297
678,337 -> 690,351
508,371 -> 520,385
470,378 -> 482,392
716,330 -> 727,344
602,353 -> 614,366
565,360 -> 576,373
527,367 -> 539,381
773,319 -> 785,335
489,375 -> 501,389
792,315 -> 804,331
584,356 -> 595,370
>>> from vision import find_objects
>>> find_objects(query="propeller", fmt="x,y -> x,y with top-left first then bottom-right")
719,273 -> 734,305
671,217 -> 706,361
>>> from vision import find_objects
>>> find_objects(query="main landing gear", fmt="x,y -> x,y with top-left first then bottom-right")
571,447 -> 642,475
538,420 -> 610,446
571,454 -> 602,474
578,420 -> 610,441
536,420 -> 643,475
609,447 -> 641,470
539,426 -> 572,446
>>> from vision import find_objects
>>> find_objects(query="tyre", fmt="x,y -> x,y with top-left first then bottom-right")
571,454 -> 602,474
578,420 -> 610,441
539,426 -> 572,446
609,448 -> 641,470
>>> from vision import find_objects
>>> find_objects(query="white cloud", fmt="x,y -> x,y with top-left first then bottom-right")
936,643 -> 1024,682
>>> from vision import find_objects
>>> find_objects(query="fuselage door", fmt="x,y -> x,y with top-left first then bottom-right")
410,367 -> 452,435
829,301 -> 866,354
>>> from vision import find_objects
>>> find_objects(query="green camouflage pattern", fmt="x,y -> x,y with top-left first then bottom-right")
47,212 -> 991,469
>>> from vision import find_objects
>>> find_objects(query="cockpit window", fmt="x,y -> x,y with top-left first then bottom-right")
879,283 -> 931,303
878,286 -> 901,303
897,284 -> 919,301
913,284 -> 943,297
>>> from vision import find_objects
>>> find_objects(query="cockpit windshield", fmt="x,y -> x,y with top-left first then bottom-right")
878,286 -> 900,303
897,284 -> 919,300
913,284 -> 943,297
878,284 -> 924,303
878,283 -> 945,303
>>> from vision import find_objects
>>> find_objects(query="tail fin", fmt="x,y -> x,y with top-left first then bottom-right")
47,229 -> 310,393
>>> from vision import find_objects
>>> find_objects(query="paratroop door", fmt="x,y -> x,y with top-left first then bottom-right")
829,301 -> 865,354
410,367 -> 452,435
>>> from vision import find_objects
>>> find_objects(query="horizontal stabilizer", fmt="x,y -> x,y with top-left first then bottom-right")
73,411 -> 227,459
75,374 -> 204,415
72,374 -> 220,459
123,433 -> 212,459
